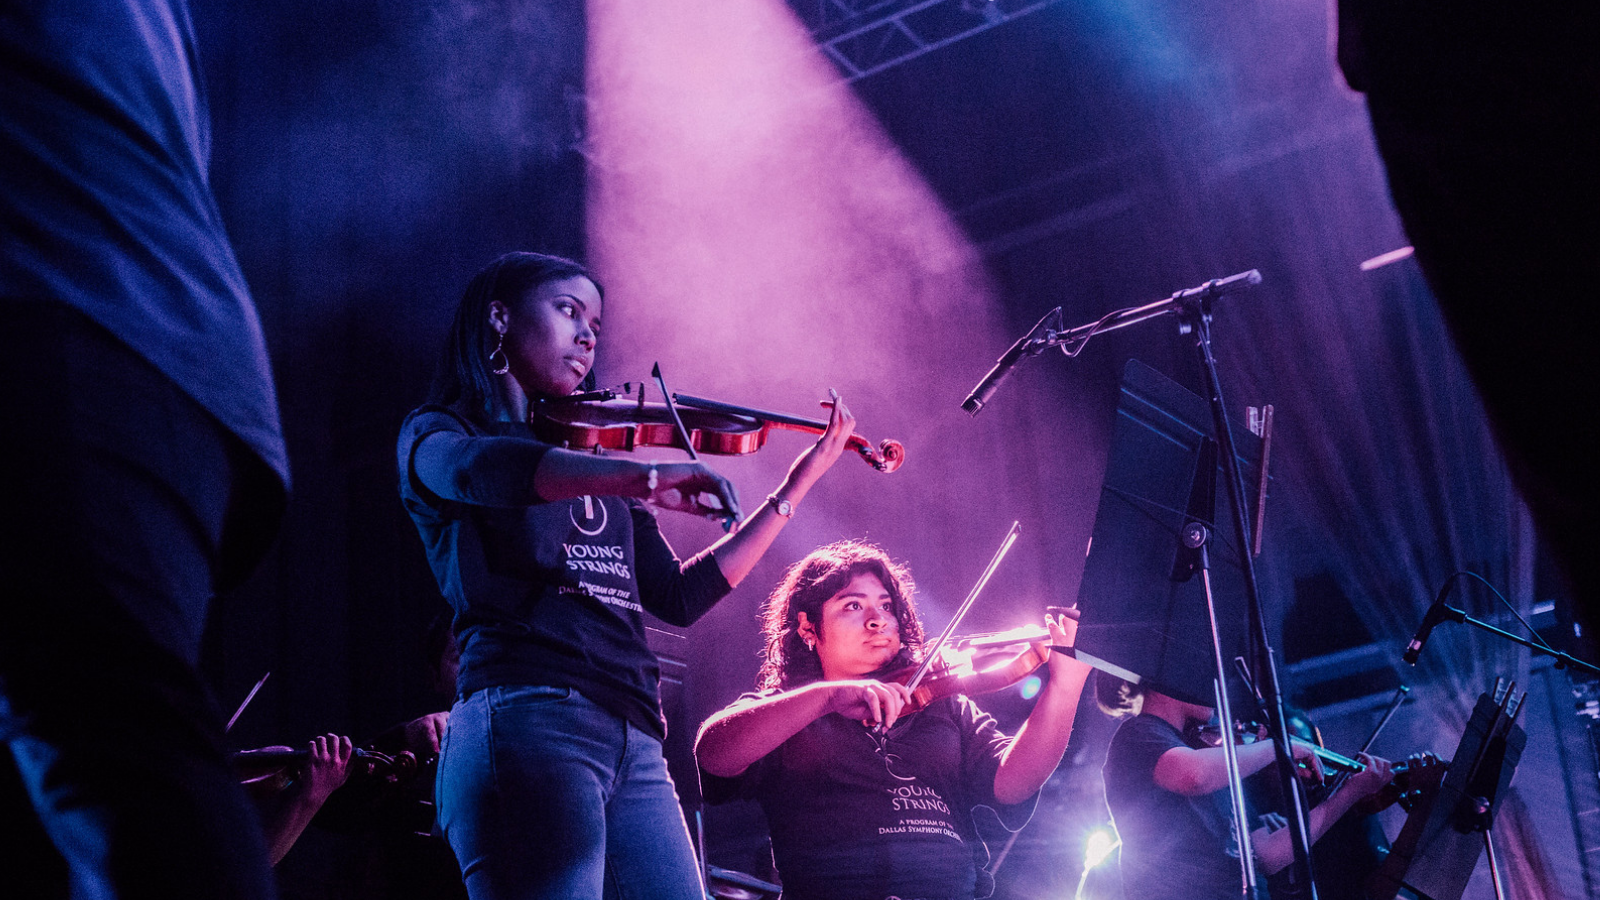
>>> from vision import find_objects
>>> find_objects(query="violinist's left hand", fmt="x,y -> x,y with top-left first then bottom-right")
298,734 -> 354,804
991,608 -> 1091,805
1043,610 -> 1080,678
1344,752 -> 1394,800
779,389 -> 856,495
706,391 -> 855,588
260,734 -> 354,866
1286,738 -> 1327,785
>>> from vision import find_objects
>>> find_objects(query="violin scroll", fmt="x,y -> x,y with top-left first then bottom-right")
858,436 -> 905,473
1357,751 -> 1445,814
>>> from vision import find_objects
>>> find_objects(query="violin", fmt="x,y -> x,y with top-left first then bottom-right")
231,745 -> 413,790
1188,723 -> 1444,811
532,387 -> 905,473
884,638 -> 1051,716
1190,721 -> 1367,775
878,610 -> 1079,717
1356,752 -> 1445,814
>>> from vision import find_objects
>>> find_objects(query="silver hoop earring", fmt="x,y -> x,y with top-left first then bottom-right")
489,332 -> 509,376
803,637 -> 815,652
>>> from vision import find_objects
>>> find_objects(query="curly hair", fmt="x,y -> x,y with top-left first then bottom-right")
756,540 -> 925,690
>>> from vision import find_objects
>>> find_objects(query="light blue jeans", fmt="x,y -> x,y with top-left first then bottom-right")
438,684 -> 704,900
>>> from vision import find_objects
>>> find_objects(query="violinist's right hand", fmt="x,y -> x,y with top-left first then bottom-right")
1286,737 -> 1327,784
825,679 -> 914,731
648,461 -> 742,522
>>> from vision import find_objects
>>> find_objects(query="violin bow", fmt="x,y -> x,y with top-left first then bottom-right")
1323,684 -> 1412,795
651,364 -> 700,463
903,521 -> 1022,695
651,363 -> 735,532
226,670 -> 271,734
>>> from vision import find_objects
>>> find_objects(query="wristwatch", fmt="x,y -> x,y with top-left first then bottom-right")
767,493 -> 793,518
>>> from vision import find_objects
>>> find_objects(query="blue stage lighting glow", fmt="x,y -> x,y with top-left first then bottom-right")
1020,674 -> 1042,700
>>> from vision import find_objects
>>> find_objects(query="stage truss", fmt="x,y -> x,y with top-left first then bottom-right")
788,0 -> 1066,81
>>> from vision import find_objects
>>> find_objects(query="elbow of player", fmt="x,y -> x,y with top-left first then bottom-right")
1155,767 -> 1217,797
692,725 -> 743,779
695,750 -> 747,780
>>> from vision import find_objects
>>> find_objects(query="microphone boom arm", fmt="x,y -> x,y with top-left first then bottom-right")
960,270 -> 1262,415
1042,269 -> 1263,355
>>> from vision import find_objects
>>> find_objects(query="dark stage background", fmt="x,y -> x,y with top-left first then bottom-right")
190,1 -> 1594,897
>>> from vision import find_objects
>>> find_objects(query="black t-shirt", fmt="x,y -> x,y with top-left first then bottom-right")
703,692 -> 1035,900
1102,714 -> 1243,900
398,404 -> 730,739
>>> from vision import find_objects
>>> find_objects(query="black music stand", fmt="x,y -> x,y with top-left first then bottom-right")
1072,359 -> 1269,893
1072,359 -> 1262,710
967,270 -> 1319,890
1369,688 -> 1527,900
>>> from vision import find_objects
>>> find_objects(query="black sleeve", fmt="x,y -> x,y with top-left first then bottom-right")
700,750 -> 766,805
1106,716 -> 1186,788
697,691 -> 778,805
955,696 -> 1036,830
401,407 -> 553,509
629,501 -> 732,627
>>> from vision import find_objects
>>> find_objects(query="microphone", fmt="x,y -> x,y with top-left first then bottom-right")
1403,594 -> 1462,665
961,308 -> 1060,416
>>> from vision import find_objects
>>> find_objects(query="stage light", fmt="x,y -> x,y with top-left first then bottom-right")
1074,826 -> 1120,900
1083,826 -> 1118,870
1019,673 -> 1042,700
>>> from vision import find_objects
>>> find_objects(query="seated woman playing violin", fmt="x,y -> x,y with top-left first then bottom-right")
695,540 -> 1091,900
1095,671 -> 1396,900
398,252 -> 853,900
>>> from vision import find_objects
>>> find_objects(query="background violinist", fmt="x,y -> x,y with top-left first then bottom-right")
243,734 -> 354,865
397,251 -> 853,899
310,615 -> 465,900
234,620 -> 463,893
1096,671 -> 1395,900
695,540 -> 1091,900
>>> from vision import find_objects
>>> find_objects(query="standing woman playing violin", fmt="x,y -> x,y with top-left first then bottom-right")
398,251 -> 853,900
695,541 -> 1091,900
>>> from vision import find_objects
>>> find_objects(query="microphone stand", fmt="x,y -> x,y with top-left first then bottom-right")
1190,522 -> 1263,899
1423,604 -> 1600,676
1173,278 -> 1319,899
1037,270 -> 1263,356
962,270 -> 1263,414
1028,270 -> 1321,897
